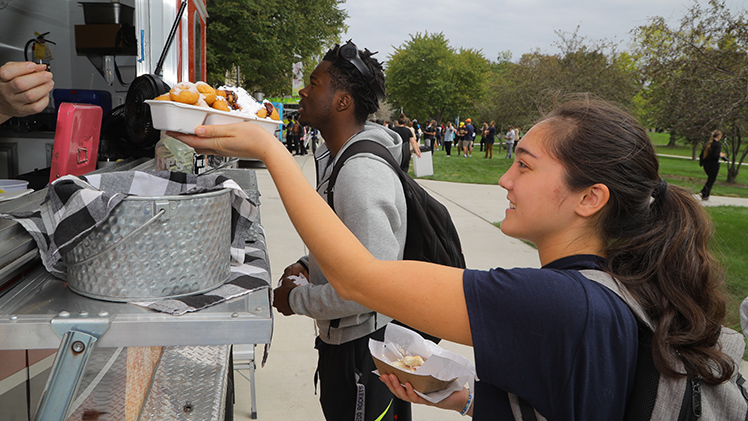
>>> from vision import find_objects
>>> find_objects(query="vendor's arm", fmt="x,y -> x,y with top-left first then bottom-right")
0,61 -> 54,124
171,123 -> 471,345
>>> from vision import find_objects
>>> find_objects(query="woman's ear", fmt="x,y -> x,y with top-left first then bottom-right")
576,183 -> 610,218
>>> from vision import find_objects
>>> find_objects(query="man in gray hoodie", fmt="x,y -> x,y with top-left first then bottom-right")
272,42 -> 410,421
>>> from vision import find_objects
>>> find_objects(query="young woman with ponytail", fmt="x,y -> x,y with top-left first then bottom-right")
699,129 -> 728,200
172,96 -> 733,420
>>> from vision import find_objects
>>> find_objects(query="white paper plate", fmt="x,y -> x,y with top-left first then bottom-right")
0,188 -> 33,203
146,100 -> 281,135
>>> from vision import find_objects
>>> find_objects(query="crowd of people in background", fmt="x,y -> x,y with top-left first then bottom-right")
285,113 -> 729,203
367,116 -> 523,161
285,108 -> 527,164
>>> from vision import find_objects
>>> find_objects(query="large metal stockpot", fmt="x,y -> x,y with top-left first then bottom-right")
64,188 -> 231,302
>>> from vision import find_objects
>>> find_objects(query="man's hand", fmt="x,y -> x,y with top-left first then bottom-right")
272,262 -> 309,316
0,61 -> 54,123
282,261 -> 308,280
273,277 -> 298,316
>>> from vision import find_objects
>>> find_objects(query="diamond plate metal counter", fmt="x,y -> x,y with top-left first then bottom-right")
139,345 -> 230,421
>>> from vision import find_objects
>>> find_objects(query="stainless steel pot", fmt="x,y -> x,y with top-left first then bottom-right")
65,188 -> 231,302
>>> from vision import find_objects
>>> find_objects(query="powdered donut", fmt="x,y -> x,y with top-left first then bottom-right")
212,96 -> 230,112
196,97 -> 210,108
196,81 -> 216,105
170,82 -> 199,104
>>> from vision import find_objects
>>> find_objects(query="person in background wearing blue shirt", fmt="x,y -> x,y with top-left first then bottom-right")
483,121 -> 496,159
463,118 -> 475,157
173,95 -> 731,420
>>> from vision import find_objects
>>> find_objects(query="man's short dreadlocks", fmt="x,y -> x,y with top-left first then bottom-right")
322,44 -> 386,124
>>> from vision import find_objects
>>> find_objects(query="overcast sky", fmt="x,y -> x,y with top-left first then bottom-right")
342,0 -> 745,64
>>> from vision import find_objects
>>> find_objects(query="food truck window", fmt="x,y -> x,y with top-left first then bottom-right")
194,11 -> 203,81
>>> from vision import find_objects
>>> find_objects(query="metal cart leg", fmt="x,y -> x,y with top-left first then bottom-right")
249,357 -> 257,419
34,316 -> 110,421
233,344 -> 258,419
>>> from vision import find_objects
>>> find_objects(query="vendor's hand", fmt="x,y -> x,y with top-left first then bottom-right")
168,121 -> 281,161
0,61 -> 54,122
272,277 -> 298,316
380,374 -> 471,414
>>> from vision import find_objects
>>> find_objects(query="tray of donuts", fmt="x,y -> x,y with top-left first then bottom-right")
146,81 -> 282,135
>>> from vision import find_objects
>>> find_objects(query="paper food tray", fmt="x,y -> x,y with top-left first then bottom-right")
369,323 -> 476,403
146,100 -> 281,135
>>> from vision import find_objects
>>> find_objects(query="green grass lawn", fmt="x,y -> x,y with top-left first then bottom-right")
708,206 -> 748,333
412,140 -> 748,335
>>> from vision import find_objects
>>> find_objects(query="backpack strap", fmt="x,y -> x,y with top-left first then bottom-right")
326,139 -> 403,212
578,269 -> 655,330
579,269 -> 660,421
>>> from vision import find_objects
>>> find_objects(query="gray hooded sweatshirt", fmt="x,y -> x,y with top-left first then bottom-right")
288,122 -> 407,345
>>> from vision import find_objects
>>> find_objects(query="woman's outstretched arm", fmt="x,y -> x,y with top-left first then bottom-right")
172,123 -> 472,345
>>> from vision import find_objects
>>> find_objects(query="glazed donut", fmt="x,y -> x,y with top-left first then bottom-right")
170,82 -> 200,104
154,93 -> 171,101
196,81 -> 216,105
212,96 -> 230,112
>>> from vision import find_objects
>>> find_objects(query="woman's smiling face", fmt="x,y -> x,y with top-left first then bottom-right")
498,122 -> 583,247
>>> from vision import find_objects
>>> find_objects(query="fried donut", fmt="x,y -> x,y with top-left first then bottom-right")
195,81 -> 216,105
196,97 -> 210,108
212,96 -> 230,112
170,82 -> 199,104
154,93 -> 171,101
216,89 -> 240,110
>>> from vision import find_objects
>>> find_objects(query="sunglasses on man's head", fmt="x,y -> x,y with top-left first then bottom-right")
337,41 -> 384,101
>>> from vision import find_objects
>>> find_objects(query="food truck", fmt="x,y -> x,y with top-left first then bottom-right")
0,1 -> 272,419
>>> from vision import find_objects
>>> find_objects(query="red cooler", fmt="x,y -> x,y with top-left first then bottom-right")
49,103 -> 103,184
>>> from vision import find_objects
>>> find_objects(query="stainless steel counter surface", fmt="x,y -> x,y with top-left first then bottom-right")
0,161 -> 272,351
0,266 -> 272,350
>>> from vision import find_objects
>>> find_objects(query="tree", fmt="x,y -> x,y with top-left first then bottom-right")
385,32 -> 491,123
634,0 -> 748,182
206,0 -> 347,96
485,28 -> 640,132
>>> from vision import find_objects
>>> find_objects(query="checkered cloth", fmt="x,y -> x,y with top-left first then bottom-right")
1,171 -> 270,315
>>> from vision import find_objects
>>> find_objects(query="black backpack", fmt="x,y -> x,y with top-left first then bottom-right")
327,139 -> 466,269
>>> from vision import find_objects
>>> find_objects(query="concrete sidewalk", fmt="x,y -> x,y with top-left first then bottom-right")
233,153 -> 748,420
